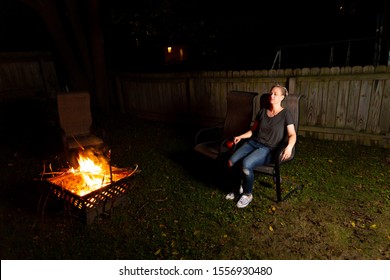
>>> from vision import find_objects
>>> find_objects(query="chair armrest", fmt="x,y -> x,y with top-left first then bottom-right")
59,128 -> 67,147
90,120 -> 111,145
97,126 -> 109,141
273,142 -> 295,166
194,124 -> 224,144
218,137 -> 235,154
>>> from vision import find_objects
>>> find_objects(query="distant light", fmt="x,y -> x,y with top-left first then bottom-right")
338,5 -> 345,15
164,45 -> 188,65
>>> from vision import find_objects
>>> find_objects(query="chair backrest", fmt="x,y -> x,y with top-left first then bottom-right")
222,90 -> 258,139
283,94 -> 302,132
57,91 -> 93,137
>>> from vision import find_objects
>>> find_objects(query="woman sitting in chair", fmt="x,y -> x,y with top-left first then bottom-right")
226,84 -> 296,208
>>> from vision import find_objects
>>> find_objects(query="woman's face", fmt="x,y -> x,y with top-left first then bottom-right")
269,87 -> 284,105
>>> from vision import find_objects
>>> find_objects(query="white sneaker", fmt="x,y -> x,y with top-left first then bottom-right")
225,192 -> 235,200
236,194 -> 253,208
225,185 -> 243,200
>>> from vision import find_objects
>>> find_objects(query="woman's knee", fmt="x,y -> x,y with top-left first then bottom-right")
242,167 -> 251,176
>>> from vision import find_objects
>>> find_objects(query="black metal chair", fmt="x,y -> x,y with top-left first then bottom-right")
254,93 -> 304,202
194,90 -> 258,161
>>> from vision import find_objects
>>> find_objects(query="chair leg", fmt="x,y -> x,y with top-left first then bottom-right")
275,177 -> 282,202
274,166 -> 282,202
275,168 -> 303,202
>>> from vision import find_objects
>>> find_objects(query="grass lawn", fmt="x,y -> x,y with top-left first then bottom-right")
1,115 -> 389,260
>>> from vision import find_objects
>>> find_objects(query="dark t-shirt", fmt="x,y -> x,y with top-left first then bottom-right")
253,108 -> 294,148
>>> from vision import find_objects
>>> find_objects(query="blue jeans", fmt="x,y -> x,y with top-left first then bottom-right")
228,139 -> 273,194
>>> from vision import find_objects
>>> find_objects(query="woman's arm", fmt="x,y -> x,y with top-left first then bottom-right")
281,124 -> 296,161
233,120 -> 258,144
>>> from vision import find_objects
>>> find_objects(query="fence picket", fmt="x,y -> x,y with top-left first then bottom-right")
1,52 -> 389,147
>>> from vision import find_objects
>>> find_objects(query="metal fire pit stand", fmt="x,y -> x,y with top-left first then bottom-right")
49,177 -> 132,224
37,160 -> 138,225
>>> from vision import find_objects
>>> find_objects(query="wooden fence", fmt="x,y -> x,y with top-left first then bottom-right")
0,52 -> 59,101
1,52 -> 389,148
292,66 -> 390,147
114,67 -> 390,148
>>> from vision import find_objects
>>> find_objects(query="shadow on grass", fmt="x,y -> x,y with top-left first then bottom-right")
167,148 -> 230,192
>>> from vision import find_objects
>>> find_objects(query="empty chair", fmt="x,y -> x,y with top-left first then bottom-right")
194,90 -> 258,161
57,91 -> 107,165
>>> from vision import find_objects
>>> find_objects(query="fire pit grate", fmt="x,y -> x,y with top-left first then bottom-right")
49,175 -> 132,210
39,164 -> 139,224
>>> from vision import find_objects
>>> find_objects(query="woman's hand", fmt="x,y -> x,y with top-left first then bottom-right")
281,146 -> 293,161
233,129 -> 253,145
233,136 -> 242,144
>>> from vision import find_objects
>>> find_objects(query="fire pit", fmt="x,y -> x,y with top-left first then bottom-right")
39,149 -> 138,224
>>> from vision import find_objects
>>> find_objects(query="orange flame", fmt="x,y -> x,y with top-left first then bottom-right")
45,149 -> 135,197
68,152 -> 112,196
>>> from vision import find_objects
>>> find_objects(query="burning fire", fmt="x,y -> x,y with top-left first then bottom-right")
44,149 -> 136,197
69,153 -> 112,196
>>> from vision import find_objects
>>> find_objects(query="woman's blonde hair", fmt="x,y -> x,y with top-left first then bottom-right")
271,84 -> 289,96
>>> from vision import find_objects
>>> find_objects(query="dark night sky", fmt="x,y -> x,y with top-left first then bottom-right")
0,0 -> 388,70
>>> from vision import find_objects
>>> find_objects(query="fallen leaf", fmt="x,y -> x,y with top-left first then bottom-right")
269,225 -> 274,232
